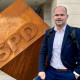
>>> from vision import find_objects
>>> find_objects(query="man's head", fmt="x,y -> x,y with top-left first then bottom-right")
53,6 -> 68,28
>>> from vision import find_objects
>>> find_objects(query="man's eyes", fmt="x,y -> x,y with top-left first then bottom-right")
55,14 -> 65,16
61,14 -> 65,16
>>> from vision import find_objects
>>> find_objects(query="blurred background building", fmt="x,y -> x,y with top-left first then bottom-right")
0,0 -> 80,28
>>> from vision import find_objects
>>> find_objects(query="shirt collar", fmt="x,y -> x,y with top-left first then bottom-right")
54,24 -> 67,32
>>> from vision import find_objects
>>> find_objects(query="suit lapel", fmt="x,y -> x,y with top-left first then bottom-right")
48,29 -> 56,53
61,25 -> 70,52
48,25 -> 70,54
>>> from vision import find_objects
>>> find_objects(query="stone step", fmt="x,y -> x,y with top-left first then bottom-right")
0,70 -> 16,80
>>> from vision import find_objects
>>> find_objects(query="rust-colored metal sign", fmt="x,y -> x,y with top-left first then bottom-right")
0,0 -> 49,80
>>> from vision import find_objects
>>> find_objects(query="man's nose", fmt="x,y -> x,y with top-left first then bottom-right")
58,15 -> 62,18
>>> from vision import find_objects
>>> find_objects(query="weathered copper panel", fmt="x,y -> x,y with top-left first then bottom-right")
0,0 -> 49,80
1,36 -> 44,80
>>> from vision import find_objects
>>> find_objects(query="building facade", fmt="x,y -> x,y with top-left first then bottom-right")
38,0 -> 80,28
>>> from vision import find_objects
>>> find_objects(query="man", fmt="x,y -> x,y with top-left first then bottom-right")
35,6 -> 80,80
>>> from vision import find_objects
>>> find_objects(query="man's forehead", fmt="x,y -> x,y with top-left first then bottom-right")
54,10 -> 66,14
54,6 -> 67,14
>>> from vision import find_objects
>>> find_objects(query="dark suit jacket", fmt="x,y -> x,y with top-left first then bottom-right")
39,25 -> 80,75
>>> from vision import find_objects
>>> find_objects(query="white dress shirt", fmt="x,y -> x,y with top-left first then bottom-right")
50,25 -> 67,69
50,25 -> 79,76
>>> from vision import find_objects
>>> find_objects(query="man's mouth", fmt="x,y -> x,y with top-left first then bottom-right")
57,20 -> 62,21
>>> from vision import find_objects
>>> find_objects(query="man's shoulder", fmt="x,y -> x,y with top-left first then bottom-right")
47,27 -> 54,31
69,25 -> 80,32
74,27 -> 80,33
71,26 -> 80,38
45,27 -> 54,34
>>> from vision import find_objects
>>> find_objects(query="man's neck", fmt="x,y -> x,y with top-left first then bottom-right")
56,24 -> 66,32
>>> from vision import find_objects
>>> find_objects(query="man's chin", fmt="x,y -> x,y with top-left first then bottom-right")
56,24 -> 63,26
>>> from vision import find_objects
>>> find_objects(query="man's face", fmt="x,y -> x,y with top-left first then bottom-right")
53,7 -> 68,27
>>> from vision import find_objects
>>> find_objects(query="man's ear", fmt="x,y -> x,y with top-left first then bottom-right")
67,14 -> 69,18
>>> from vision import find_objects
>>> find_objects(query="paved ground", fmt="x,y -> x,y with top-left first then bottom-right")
0,70 -> 16,80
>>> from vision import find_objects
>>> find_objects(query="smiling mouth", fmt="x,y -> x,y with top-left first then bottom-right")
57,21 -> 62,22
57,20 -> 62,21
